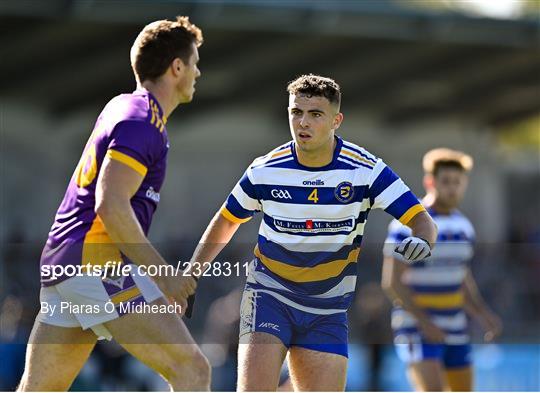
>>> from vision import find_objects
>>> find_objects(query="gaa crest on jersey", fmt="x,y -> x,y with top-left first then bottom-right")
271,189 -> 292,200
335,181 -> 354,203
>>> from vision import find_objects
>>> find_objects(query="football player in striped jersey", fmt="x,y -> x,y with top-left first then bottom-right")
189,74 -> 437,391
382,148 -> 502,391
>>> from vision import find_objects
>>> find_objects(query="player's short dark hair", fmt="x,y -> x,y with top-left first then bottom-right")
130,16 -> 203,83
287,74 -> 341,108
423,148 -> 473,176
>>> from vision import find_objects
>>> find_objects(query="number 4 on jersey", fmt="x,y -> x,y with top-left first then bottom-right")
308,188 -> 319,203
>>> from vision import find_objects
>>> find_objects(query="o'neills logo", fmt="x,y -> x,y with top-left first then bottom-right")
146,187 -> 160,202
303,179 -> 325,186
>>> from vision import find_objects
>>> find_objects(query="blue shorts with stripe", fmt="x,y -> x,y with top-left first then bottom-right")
239,287 -> 349,358
395,340 -> 472,368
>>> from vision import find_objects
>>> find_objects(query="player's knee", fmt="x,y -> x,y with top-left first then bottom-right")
189,350 -> 211,385
168,348 -> 211,388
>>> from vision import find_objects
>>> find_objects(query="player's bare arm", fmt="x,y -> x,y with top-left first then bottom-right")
96,154 -> 196,302
406,211 -> 437,248
462,268 -> 502,342
189,210 -> 242,277
182,211 -> 242,317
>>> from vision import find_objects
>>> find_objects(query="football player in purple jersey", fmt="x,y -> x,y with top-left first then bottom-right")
18,17 -> 210,391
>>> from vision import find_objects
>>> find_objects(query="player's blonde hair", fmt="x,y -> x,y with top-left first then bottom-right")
423,148 -> 473,175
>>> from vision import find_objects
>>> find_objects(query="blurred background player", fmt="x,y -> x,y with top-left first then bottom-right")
187,74 -> 437,391
17,17 -> 210,391
382,148 -> 503,391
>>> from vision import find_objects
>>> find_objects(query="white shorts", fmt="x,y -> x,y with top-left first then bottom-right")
37,267 -> 163,340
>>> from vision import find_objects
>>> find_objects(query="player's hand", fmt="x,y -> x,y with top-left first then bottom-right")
418,320 -> 446,343
395,237 -> 431,262
168,296 -> 187,316
481,312 -> 503,342
184,276 -> 199,319
155,273 -> 197,304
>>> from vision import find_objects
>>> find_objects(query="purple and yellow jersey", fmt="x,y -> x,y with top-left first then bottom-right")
40,89 -> 169,286
221,137 -> 426,314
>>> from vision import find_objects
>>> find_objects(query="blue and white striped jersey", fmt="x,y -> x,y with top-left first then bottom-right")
222,136 -> 425,314
384,207 -> 475,344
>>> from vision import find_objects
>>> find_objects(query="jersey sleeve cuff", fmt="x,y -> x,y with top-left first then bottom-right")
106,149 -> 148,177
220,206 -> 252,224
398,204 -> 426,226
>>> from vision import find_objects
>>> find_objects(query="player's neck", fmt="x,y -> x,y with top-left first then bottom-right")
140,81 -> 176,118
295,138 -> 336,168
424,194 -> 455,215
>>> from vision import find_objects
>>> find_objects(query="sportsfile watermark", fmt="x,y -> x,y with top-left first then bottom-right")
2,241 -> 539,344
40,260 -> 251,281
39,298 -> 185,318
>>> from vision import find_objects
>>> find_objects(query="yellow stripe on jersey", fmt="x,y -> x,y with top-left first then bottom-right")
271,148 -> 291,159
255,245 -> 360,283
82,216 -> 122,266
220,207 -> 252,224
110,286 -> 142,305
83,215 -> 113,243
413,292 -> 464,309
341,150 -> 375,167
106,149 -> 148,177
398,204 -> 426,225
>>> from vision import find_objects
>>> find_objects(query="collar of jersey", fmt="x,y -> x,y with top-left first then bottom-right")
134,87 -> 166,122
291,135 -> 343,172
426,206 -> 459,217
